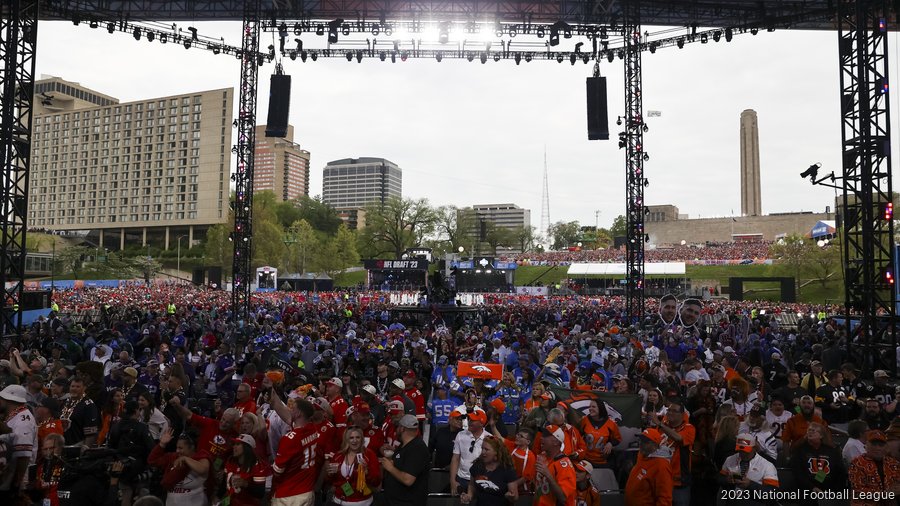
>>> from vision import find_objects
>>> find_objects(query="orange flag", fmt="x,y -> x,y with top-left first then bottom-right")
457,361 -> 504,380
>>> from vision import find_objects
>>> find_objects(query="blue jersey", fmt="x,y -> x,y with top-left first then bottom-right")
432,365 -> 457,388
429,398 -> 459,425
493,387 -> 522,424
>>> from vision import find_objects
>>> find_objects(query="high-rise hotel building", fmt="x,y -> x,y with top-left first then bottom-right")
253,125 -> 310,202
322,157 -> 402,210
29,76 -> 233,249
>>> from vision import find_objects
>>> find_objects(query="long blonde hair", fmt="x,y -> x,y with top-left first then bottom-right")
339,426 -> 366,454
715,415 -> 740,444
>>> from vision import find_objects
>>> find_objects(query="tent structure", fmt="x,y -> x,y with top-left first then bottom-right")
567,262 -> 686,276
278,273 -> 334,292
808,220 -> 837,239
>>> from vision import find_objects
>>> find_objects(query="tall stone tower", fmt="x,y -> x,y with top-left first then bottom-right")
740,109 -> 762,216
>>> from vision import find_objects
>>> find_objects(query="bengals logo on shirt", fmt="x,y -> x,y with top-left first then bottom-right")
807,457 -> 831,475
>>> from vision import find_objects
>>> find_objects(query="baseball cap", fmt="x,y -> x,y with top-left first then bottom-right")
875,370 -> 890,378
723,346 -> 735,354
388,361 -> 400,370
361,385 -> 377,396
467,409 -> 488,424
387,400 -> 405,413
489,397 -> 506,414
124,367 -> 138,378
867,430 -> 888,443
541,425 -> 566,445
612,374 -> 627,381
638,427 -> 663,445
735,433 -> 755,453
398,414 -> 419,429
771,352 -> 782,360
326,377 -> 343,389
450,410 -> 467,419
233,434 -> 256,449
810,360 -> 822,367
355,402 -> 371,415
540,391 -> 555,401
391,379 -> 406,390
575,460 -> 594,474
404,370 -> 416,379
0,385 -> 26,404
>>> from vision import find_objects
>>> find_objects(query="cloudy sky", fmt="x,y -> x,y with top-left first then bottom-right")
34,21 -> 896,232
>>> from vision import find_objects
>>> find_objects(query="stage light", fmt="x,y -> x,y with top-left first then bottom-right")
643,178 -> 649,187
493,53 -> 501,62
725,28 -> 733,41
328,19 -> 343,43
799,162 -> 821,181
583,54 -> 590,64
645,234 -> 650,243
509,25 -> 518,37
617,117 -> 623,126
89,20 -> 98,28
887,270 -> 894,284
391,52 -> 397,63
133,27 -> 141,40
570,53 -> 577,65
549,25 -> 560,46
642,124 -> 649,133
649,44 -> 656,54
885,202 -> 894,220
301,50 -> 308,62
315,24 -> 324,36
107,22 -> 115,34
346,51 -> 353,62
607,52 -> 614,63
750,28 -> 759,35
524,53 -> 533,62
514,52 -> 521,65
147,31 -> 155,42
342,23 -> 351,36
713,31 -> 721,42
160,33 -> 167,43
184,39 -> 192,49
600,27 -> 608,39
311,51 -> 318,61
643,153 -> 650,162
401,51 -> 408,61
467,52 -> 475,62
617,50 -> 624,60
480,52 -> 487,64
439,21 -> 450,43
677,38 -> 684,49
72,14 -> 81,25
556,53 -> 564,63
536,26 -> 545,38
436,52 -> 443,62
379,51 -> 386,61
701,33 -> 708,43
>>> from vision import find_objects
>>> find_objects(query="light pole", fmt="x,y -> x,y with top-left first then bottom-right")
50,239 -> 55,293
283,227 -> 298,274
176,235 -> 188,276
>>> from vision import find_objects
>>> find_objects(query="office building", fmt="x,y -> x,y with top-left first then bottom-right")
29,76 -> 233,249
740,109 -> 762,216
459,203 -> 531,254
253,125 -> 310,202
322,157 -> 402,210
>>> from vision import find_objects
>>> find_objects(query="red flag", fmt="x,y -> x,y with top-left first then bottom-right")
457,361 -> 504,381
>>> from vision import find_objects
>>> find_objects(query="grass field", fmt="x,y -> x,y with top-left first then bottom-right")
334,263 -> 845,304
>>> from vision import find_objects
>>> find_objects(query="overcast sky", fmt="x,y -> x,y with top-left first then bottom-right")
34,21 -> 897,233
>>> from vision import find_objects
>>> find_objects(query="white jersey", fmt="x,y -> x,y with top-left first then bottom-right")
720,453 -> 779,488
736,425 -> 777,461
0,406 -> 36,490
765,410 -> 792,442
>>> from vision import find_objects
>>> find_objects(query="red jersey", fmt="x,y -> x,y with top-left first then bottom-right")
363,426 -> 385,456
325,449 -> 382,503
225,458 -> 272,506
189,414 -> 235,467
405,388 -> 426,420
272,424 -> 322,498
579,417 -> 622,466
233,399 -> 257,417
381,421 -> 398,448
329,396 -> 349,427
311,420 -> 341,457
38,418 -> 64,446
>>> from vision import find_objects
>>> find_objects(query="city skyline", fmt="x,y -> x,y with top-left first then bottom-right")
32,21 -> 900,231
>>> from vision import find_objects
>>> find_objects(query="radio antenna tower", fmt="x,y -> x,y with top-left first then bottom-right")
540,146 -> 551,247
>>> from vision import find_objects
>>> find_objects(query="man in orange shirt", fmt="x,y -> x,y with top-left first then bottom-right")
35,397 -> 63,448
535,425 -> 577,506
651,401 -> 695,506
781,395 -> 829,456
496,427 -> 537,493
533,408 -> 586,460
625,428 -> 673,506
574,460 -> 601,506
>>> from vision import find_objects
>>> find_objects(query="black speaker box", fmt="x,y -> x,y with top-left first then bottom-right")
208,266 -> 223,289
21,290 -> 51,311
265,73 -> 291,138
192,267 -> 205,286
586,76 -> 610,141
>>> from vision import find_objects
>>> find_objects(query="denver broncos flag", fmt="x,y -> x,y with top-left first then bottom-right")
548,385 -> 642,428
457,361 -> 504,381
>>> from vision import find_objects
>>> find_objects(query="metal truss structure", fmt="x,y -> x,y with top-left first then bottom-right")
837,0 -> 897,372
0,0 -> 37,336
622,12 -> 645,321
231,0 -> 261,323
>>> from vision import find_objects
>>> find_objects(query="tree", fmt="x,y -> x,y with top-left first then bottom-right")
809,240 -> 842,288
512,225 -> 539,253
609,215 -> 627,239
548,221 -> 580,250
360,197 -> 437,259
769,234 -> 815,296
314,224 -> 360,277
55,246 -> 90,279
296,195 -> 342,234
203,224 -> 233,276
434,205 -> 476,253
284,219 -> 318,274
252,219 -> 288,270
132,255 -> 162,283
482,222 -> 517,255
273,199 -> 303,229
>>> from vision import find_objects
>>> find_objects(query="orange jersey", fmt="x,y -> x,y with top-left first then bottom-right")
503,438 -> 536,491
575,484 -> 601,506
535,454 -> 577,506
625,454 -> 673,506
533,423 -> 586,460
38,419 -> 64,445
661,423 -> 695,487
579,417 -> 622,466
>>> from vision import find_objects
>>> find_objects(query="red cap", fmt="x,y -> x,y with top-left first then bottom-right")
404,370 -> 416,379
639,428 -> 663,445
467,409 -> 488,424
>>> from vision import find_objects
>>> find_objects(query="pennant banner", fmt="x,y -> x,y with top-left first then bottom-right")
457,361 -> 504,381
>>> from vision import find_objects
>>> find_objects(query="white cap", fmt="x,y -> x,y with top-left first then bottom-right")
327,377 -> 343,389
391,378 -> 406,390
0,385 -> 27,404
362,385 -> 377,396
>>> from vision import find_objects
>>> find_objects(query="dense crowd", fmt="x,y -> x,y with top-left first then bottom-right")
506,241 -> 773,266
0,284 -> 895,506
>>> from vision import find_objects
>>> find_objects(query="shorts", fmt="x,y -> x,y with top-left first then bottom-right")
271,491 -> 315,506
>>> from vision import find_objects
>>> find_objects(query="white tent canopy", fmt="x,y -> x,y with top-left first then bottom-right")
566,262 -> 686,276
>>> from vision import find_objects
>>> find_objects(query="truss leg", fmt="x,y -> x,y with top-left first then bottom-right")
231,1 -> 261,323
0,0 -> 38,337
838,0 -> 896,373
623,19 -> 645,321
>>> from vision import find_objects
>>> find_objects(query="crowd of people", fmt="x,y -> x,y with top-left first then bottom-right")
0,284 -> 895,506
505,241 -> 773,266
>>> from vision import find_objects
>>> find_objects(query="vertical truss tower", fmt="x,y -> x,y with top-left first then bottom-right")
837,0 -> 897,372
623,13 -> 646,321
0,0 -> 37,336
541,148 -> 550,246
230,0 -> 261,323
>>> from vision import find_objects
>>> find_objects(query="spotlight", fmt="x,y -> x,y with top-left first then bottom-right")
327,19 -> 343,43
133,27 -> 141,40
436,51 -> 443,62
607,52 -> 614,63
885,202 -> 894,220
583,54 -> 590,64
713,31 -> 721,42
649,44 -> 656,54
514,52 -> 521,65
289,51 -> 296,60
107,22 -> 115,34
643,153 -> 650,162
89,20 -> 98,29
147,31 -> 155,42
311,51 -> 318,61
750,28 -> 758,35
643,179 -> 649,187
72,14 -> 81,25
480,52 -> 487,64
524,52 -> 533,62
341,23 -> 350,36
439,22 -> 450,44
536,26 -> 545,38
677,38 -> 684,49
570,53 -> 577,65
556,53 -> 564,63
184,39 -> 191,49
725,28 -> 733,42
617,50 -> 624,60
642,124 -> 649,133
701,33 -> 708,43
549,21 -> 571,46
391,51 -> 396,63
616,117 -> 623,126
467,52 -> 475,62
400,51 -> 408,61
600,27 -> 607,39
315,24 -> 324,36
379,51 -> 386,61
346,51 -> 353,62
493,53 -> 501,62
